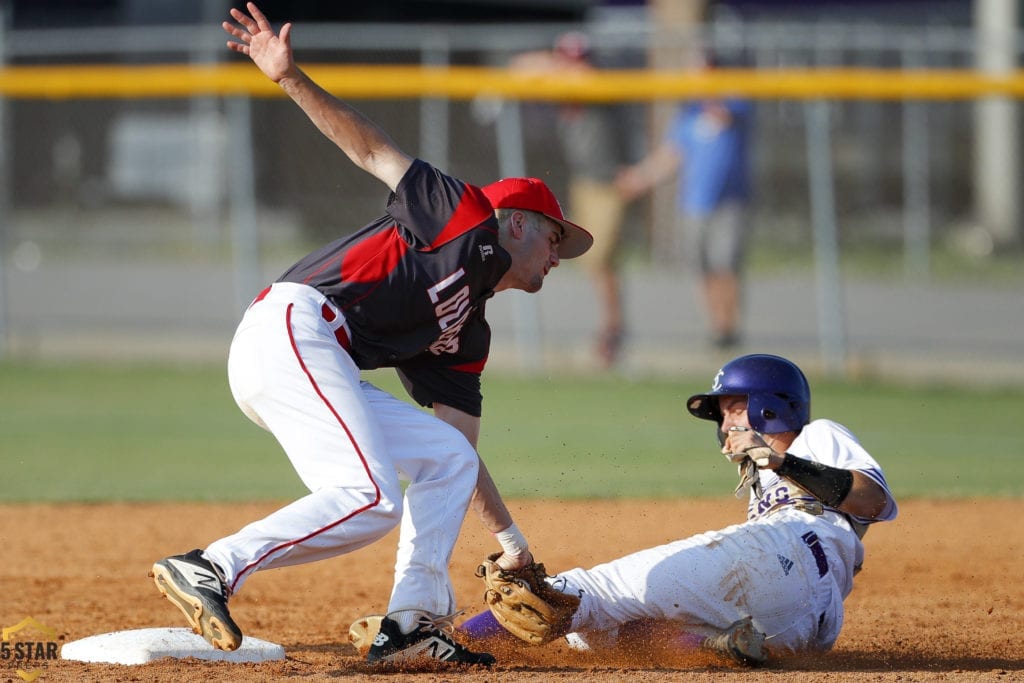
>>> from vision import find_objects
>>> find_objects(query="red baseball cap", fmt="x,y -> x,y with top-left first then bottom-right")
481,177 -> 593,260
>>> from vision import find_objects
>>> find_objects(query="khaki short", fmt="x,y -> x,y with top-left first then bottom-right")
680,201 -> 750,275
569,177 -> 628,269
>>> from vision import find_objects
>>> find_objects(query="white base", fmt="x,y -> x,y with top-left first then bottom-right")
61,627 -> 285,665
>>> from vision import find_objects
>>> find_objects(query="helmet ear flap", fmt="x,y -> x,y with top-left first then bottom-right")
749,392 -> 808,433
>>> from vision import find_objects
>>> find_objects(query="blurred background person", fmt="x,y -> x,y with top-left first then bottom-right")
512,32 -> 639,369
617,50 -> 754,350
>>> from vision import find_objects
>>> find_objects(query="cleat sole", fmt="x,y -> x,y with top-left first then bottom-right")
150,564 -> 242,651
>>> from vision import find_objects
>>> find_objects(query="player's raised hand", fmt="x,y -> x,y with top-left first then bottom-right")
223,2 -> 295,84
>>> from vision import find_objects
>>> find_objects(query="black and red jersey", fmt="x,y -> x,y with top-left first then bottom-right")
278,159 -> 511,417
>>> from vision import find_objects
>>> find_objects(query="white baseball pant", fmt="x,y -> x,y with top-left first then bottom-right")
204,282 -> 479,618
558,508 -> 845,655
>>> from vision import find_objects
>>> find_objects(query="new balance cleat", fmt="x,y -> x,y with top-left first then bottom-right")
367,614 -> 495,666
150,549 -> 242,651
702,616 -> 767,666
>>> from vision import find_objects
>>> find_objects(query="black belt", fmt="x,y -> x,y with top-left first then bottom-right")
801,531 -> 829,577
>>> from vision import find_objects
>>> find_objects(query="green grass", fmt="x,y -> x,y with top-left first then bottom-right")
1,362 -> 1022,502
0,362 -> 305,502
474,373 -> 1024,499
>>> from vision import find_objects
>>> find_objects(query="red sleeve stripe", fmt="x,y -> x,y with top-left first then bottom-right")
427,185 -> 496,250
449,357 -> 487,374
340,226 -> 409,283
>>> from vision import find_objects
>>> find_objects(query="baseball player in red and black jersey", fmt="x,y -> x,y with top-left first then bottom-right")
150,2 -> 592,667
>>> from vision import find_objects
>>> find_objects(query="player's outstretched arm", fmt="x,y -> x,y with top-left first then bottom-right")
433,403 -> 534,571
222,2 -> 412,191
469,458 -> 535,570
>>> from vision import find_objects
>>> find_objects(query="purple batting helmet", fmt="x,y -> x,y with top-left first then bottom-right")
687,354 -> 811,434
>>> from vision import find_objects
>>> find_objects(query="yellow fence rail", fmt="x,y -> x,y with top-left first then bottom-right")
2,64 -> 1024,100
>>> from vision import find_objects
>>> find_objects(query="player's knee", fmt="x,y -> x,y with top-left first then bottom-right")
447,438 -> 480,481
427,422 -> 481,477
323,482 -> 403,528
434,436 -> 479,488
373,484 -> 404,524
376,496 -> 404,527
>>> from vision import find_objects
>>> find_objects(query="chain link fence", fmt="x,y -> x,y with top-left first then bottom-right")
1,8 -> 1021,382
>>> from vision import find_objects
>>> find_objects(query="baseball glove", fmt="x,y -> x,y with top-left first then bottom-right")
475,552 -> 580,645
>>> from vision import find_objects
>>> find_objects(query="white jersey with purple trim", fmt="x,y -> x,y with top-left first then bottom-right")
747,419 -> 897,596
549,418 -> 897,655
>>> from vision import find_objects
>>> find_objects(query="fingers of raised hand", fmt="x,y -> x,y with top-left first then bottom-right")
246,2 -> 273,31
227,7 -> 258,34
222,22 -> 250,48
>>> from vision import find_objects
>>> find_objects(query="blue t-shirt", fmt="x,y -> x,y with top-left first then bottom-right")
667,100 -> 753,216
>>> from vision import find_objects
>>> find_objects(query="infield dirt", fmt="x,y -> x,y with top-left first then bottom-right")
2,499 -> 1020,682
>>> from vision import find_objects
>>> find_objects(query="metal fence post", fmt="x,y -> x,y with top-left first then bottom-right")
902,47 -> 931,281
0,5 -> 10,360
419,32 -> 450,170
805,100 -> 847,377
227,96 -> 262,315
495,99 -> 544,373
